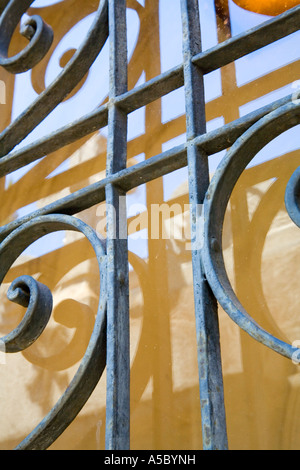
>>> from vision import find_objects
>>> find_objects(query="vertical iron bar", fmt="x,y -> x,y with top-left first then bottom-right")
105,0 -> 130,450
180,0 -> 228,450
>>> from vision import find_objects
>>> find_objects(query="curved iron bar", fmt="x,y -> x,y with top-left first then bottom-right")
0,0 -> 109,158
0,0 -> 53,73
0,0 -> 298,452
0,92 -> 298,247
0,3 -> 296,177
0,214 -> 107,450
4,275 -> 53,353
285,166 -> 300,228
202,99 -> 300,360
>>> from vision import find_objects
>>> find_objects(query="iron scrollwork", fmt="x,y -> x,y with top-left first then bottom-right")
0,0 -> 299,452
285,164 -> 300,229
1,215 -> 107,451
0,0 -> 109,158
0,0 -> 109,450
202,99 -> 300,361
0,0 -> 54,74
4,274 -> 53,354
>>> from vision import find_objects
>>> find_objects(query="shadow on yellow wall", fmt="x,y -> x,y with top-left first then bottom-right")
0,0 -> 299,450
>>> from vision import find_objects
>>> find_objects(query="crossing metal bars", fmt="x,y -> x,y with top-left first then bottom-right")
0,0 -> 300,450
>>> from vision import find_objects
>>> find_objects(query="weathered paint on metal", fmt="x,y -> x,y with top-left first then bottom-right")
105,0 -> 130,451
0,0 -> 299,451
0,0 -> 109,158
180,0 -> 228,451
0,0 -> 54,74
202,100 -> 300,360
0,215 -> 107,450
5,275 -> 53,353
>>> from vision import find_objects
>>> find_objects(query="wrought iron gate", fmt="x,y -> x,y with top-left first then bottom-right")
0,0 -> 300,450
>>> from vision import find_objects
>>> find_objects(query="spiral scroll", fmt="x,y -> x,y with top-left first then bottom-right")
202,98 -> 300,361
0,0 -> 54,74
4,275 -> 53,353
0,0 -> 109,158
0,214 -> 107,450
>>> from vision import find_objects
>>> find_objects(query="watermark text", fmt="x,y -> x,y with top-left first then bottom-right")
96,198 -> 204,251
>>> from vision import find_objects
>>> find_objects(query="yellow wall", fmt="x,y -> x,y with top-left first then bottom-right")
0,0 -> 299,450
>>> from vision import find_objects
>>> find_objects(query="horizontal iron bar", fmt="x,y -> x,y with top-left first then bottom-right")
193,5 -> 300,73
0,92 -> 294,242
0,65 -> 183,179
197,92 -> 294,154
0,104 -> 109,179
0,144 -> 187,241
0,6 -> 298,179
115,64 -> 184,113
